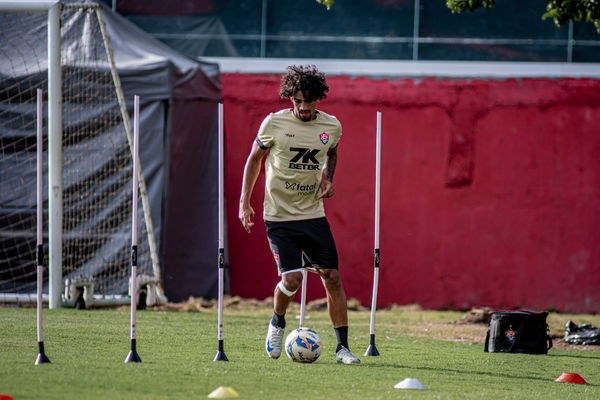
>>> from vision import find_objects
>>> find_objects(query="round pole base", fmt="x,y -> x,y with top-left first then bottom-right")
124,339 -> 141,363
124,350 -> 142,363
213,351 -> 229,362
364,334 -> 380,356
35,342 -> 51,364
214,339 -> 228,361
35,352 -> 51,364
364,344 -> 380,356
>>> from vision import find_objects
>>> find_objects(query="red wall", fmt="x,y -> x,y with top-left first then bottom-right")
223,73 -> 600,314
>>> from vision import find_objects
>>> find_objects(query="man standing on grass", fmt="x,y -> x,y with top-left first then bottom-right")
239,65 -> 360,364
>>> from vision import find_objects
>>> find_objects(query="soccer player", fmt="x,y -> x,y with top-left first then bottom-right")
239,65 -> 360,364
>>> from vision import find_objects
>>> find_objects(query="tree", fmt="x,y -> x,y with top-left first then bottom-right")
446,0 -> 600,33
316,0 -> 334,10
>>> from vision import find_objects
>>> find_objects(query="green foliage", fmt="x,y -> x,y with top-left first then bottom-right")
543,0 -> 600,33
316,0 -> 335,11
447,0 -> 600,33
1,307 -> 600,399
446,0 -> 497,13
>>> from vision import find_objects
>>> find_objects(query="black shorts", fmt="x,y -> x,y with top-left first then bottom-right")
264,217 -> 338,275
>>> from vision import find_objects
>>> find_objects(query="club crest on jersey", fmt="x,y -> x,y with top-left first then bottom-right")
319,132 -> 329,145
505,327 -> 517,343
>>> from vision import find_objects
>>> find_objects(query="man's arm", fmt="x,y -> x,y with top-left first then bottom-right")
239,140 -> 267,233
319,145 -> 337,199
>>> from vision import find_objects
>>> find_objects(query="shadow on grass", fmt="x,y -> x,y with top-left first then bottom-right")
363,362 -> 598,386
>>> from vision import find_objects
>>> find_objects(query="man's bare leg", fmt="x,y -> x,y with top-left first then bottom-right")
274,271 -> 303,316
265,271 -> 303,359
317,268 -> 348,327
317,268 -> 360,363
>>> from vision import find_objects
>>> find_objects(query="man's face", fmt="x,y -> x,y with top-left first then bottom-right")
291,91 -> 316,121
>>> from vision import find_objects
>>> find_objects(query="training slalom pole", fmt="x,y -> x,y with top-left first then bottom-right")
125,95 -> 142,363
214,103 -> 228,361
35,89 -> 50,365
299,268 -> 307,327
365,111 -> 382,357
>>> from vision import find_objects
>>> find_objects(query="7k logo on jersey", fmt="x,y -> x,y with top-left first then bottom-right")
289,148 -> 320,170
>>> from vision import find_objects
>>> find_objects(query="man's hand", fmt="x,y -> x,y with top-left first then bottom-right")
319,178 -> 335,199
239,141 -> 266,233
239,202 -> 255,233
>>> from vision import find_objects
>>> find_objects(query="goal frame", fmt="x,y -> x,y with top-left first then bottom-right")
0,0 -> 163,308
1,0 -> 62,308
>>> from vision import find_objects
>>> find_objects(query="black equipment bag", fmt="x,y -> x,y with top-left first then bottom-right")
484,310 -> 553,354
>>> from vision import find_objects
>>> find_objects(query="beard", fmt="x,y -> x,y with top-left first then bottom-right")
297,110 -> 312,121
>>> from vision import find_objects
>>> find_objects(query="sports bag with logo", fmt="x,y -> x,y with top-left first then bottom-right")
484,310 -> 553,354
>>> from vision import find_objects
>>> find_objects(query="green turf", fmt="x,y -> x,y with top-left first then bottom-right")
1,307 -> 599,399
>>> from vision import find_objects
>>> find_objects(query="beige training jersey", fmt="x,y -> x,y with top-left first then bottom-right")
256,109 -> 342,222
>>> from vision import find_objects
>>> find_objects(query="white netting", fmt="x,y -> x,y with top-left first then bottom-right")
0,5 -> 158,296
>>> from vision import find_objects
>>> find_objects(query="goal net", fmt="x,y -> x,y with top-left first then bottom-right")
0,3 -> 162,303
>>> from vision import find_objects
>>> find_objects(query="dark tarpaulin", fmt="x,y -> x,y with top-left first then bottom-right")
96,1 -> 224,300
0,0 -> 224,300
161,100 -> 220,301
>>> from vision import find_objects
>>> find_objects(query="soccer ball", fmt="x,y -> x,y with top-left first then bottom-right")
284,328 -> 322,363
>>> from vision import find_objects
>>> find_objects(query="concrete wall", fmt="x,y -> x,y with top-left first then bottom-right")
223,73 -> 600,313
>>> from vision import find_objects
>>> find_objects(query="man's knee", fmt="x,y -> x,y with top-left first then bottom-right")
319,269 -> 342,288
280,271 -> 303,294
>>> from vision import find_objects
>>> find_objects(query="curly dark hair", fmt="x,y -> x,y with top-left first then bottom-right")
279,65 -> 329,102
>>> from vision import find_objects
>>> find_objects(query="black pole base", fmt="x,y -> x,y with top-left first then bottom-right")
364,334 -> 380,356
213,339 -> 229,361
125,350 -> 142,363
364,344 -> 380,356
124,339 -> 141,363
35,342 -> 51,364
213,351 -> 229,362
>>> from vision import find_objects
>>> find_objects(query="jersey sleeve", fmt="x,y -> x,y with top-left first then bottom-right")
330,118 -> 342,149
256,114 -> 274,150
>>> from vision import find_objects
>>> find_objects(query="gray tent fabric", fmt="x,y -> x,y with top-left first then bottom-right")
0,6 -> 158,294
85,0 -> 225,301
0,0 -> 223,300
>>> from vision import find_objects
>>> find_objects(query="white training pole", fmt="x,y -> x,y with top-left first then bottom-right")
47,1 -> 62,309
214,103 -> 228,361
365,111 -> 382,357
299,268 -> 307,327
35,89 -> 50,364
37,89 -> 43,341
125,95 -> 141,363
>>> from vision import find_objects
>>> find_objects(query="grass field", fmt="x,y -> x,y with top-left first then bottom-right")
1,303 -> 599,399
